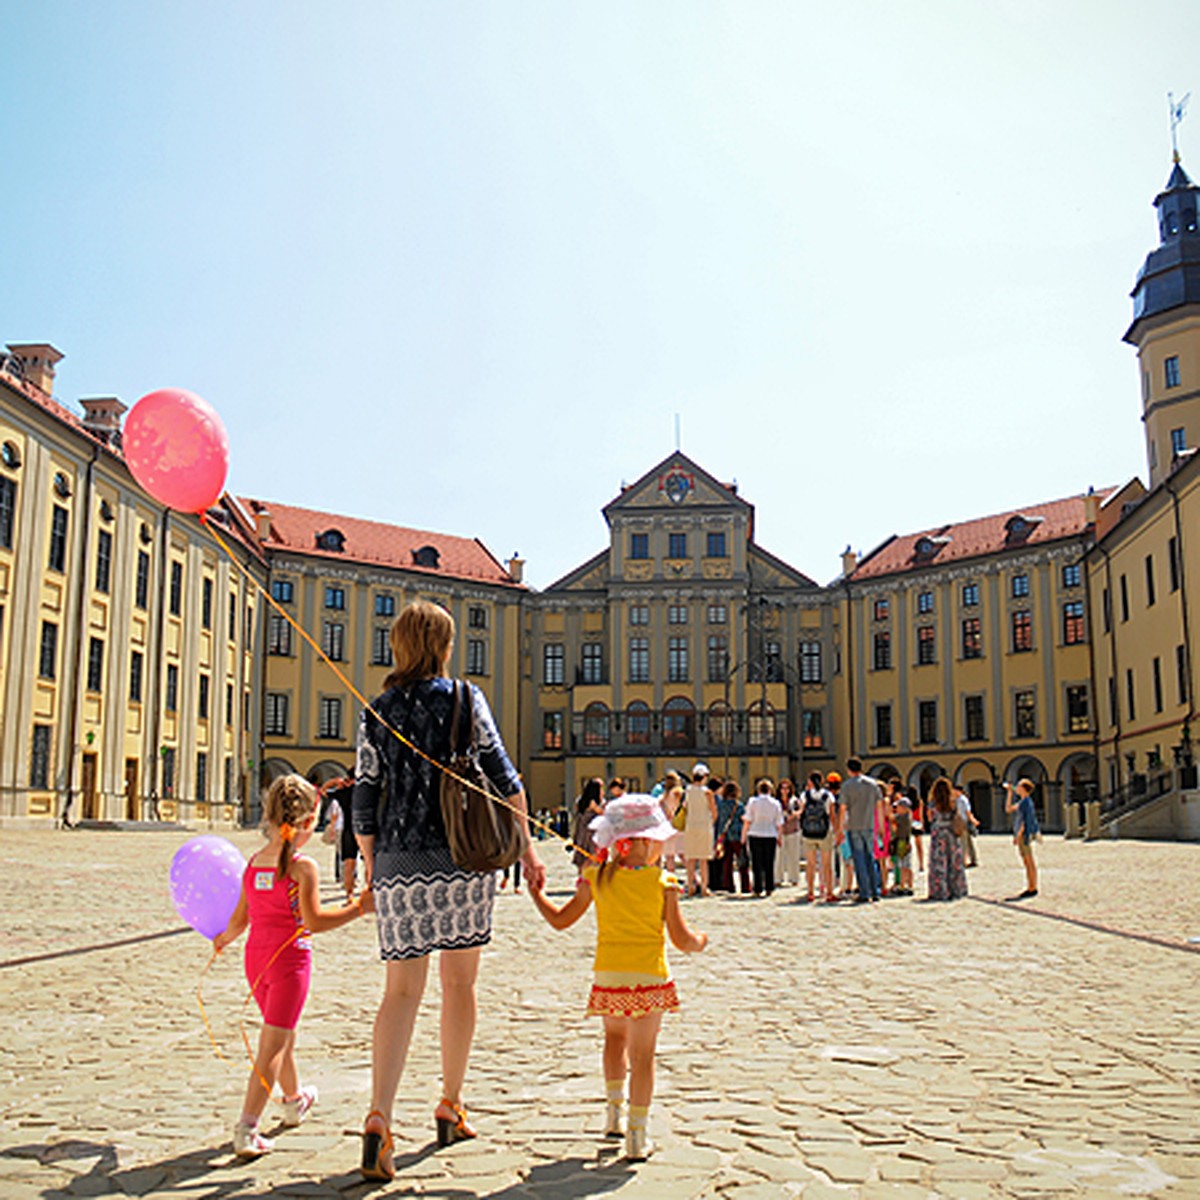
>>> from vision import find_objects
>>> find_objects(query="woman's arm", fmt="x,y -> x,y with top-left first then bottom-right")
292,856 -> 374,933
351,711 -> 381,886
664,888 -> 708,953
213,890 -> 249,953
529,875 -> 592,930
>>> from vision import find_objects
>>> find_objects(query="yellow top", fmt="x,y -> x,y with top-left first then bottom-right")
583,864 -> 678,978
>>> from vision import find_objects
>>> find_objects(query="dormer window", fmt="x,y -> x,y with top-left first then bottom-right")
915,537 -> 935,557
1004,514 -> 1043,543
412,545 -> 440,569
316,528 -> 345,552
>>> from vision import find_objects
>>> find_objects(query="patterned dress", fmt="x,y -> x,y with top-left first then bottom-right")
926,806 -> 968,901
352,676 -> 522,960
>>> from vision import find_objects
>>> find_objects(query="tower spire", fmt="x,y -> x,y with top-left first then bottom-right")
1170,91 -> 1190,164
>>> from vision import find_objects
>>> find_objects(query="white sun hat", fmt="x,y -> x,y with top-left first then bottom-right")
590,795 -> 674,849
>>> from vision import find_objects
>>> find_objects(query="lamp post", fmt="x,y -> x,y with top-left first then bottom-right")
721,651 -> 746,780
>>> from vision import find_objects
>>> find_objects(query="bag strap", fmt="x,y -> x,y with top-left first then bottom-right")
449,679 -> 475,758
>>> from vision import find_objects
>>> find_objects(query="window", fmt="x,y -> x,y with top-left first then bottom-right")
1062,601 -> 1085,645
86,637 -> 104,692
468,605 -> 487,629
668,604 -> 689,624
1107,676 -> 1118,726
1119,575 -> 1129,622
133,551 -> 149,610
629,533 -> 649,560
198,674 -> 210,720
802,710 -> 823,749
169,561 -> 183,615
583,702 -> 610,747
201,578 -> 213,629
48,505 -> 68,572
748,700 -> 775,746
627,701 -> 651,745
917,700 -> 938,745
226,683 -> 234,726
629,637 -> 649,682
707,634 -> 728,682
799,640 -> 822,683
1102,587 -> 1112,633
1062,563 -> 1081,589
1165,355 -> 1181,388
917,625 -> 936,665
873,598 -> 889,621
961,582 -> 979,607
224,757 -> 233,806
663,697 -> 696,747
267,613 -> 292,655
0,475 -> 15,550
324,585 -> 346,610
1145,555 -> 1156,607
1126,668 -> 1136,721
376,593 -> 396,618
961,617 -> 982,659
1153,657 -> 1164,713
129,650 -> 144,703
707,701 -> 732,745
1169,536 -> 1180,592
318,529 -> 346,552
38,621 -> 57,679
1011,610 -> 1033,652
95,530 -> 112,594
463,639 -> 485,676
1066,685 -> 1089,733
873,631 -> 891,670
162,747 -> 176,797
706,531 -> 727,558
1177,644 -> 1189,705
1171,426 -> 1187,456
668,532 -> 688,559
1011,573 -> 1030,598
319,696 -> 343,739
373,627 -> 392,666
762,641 -> 783,682
917,590 -> 934,614
874,704 -> 893,747
707,603 -> 727,624
542,711 -> 563,750
195,751 -> 209,803
322,621 -> 345,661
542,643 -> 565,685
243,688 -> 251,731
265,693 -> 289,736
1014,690 -> 1036,738
165,663 -> 178,712
228,593 -> 237,641
964,695 -> 985,741
667,636 -> 689,682
271,579 -> 294,604
30,725 -> 51,789
629,605 -> 649,625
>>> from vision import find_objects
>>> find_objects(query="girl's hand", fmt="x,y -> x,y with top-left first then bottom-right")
358,889 -> 375,915
212,931 -> 229,954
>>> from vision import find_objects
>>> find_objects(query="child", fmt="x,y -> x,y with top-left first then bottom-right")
1003,778 -> 1040,899
528,796 -> 707,1161
213,773 -> 374,1157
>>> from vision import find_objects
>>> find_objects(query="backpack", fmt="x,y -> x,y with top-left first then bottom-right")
800,789 -> 831,839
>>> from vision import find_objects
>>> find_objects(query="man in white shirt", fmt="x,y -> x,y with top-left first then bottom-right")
952,782 -> 980,867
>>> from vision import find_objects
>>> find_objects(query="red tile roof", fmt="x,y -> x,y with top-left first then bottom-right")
849,490 -> 1115,581
241,497 -> 521,588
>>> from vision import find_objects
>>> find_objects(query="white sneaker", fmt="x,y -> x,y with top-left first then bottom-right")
625,1127 -> 653,1161
233,1121 -> 273,1157
281,1085 -> 318,1127
603,1102 -> 624,1139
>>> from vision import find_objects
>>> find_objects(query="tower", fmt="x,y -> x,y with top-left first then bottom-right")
1124,157 -> 1200,487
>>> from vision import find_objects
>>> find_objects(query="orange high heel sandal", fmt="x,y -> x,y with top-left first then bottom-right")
434,1098 -> 477,1146
361,1110 -> 395,1180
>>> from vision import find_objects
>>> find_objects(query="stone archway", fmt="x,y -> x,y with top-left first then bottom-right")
869,761 -> 899,783
908,760 -> 946,803
955,758 -> 998,831
1003,754 -> 1052,831
308,759 -> 352,787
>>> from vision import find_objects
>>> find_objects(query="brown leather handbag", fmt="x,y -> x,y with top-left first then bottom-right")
440,680 -> 528,872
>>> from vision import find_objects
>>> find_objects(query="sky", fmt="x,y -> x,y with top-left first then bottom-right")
2,2 -> 1198,589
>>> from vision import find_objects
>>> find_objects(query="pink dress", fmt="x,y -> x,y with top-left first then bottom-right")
243,856 -> 312,1029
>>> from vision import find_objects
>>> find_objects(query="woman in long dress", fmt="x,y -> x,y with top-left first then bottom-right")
681,763 -> 718,897
925,776 -> 967,901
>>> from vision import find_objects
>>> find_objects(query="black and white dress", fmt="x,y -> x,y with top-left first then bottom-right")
352,676 -> 522,960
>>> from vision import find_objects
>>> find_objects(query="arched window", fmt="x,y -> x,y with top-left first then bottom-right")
663,696 -> 695,749
412,544 -> 440,568
748,700 -> 775,746
707,700 -> 733,745
625,701 -> 650,746
316,528 -> 345,552
583,701 -> 610,748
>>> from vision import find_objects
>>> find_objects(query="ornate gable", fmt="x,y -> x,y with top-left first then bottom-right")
602,452 -> 752,522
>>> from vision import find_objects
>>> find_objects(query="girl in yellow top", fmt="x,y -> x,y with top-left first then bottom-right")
529,795 -> 707,1161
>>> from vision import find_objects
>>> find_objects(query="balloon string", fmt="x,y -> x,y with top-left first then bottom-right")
200,514 -> 595,860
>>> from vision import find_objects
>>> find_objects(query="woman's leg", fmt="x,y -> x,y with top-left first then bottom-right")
439,946 -> 483,1106
804,844 -> 817,899
370,956 -> 431,1125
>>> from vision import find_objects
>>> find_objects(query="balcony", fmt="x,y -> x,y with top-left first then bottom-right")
565,707 -> 786,756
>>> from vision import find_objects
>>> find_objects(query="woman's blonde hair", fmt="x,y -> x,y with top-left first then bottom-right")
929,776 -> 954,815
384,600 -> 455,689
263,773 -> 319,881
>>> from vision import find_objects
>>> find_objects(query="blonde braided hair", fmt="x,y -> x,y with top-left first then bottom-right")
263,773 -> 319,881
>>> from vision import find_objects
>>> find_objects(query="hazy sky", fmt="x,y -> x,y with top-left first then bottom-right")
3,2 -> 1197,588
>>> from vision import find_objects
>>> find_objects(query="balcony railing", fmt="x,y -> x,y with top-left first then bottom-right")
1100,765 -> 1198,824
556,709 -> 787,756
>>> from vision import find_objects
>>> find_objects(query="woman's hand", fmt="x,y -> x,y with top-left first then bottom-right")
521,845 -> 547,893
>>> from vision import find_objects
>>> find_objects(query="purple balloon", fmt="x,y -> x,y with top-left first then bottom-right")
169,836 -> 246,939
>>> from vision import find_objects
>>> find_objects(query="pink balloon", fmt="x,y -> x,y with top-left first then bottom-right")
124,388 -> 229,513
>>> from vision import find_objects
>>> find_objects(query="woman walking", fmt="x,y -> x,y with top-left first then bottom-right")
742,779 -> 783,897
352,601 -> 545,1179
681,764 -> 717,897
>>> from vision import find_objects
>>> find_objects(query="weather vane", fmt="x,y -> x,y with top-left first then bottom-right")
1169,91 -> 1190,163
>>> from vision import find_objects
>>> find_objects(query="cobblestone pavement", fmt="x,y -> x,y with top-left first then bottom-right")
3,829 -> 1199,1199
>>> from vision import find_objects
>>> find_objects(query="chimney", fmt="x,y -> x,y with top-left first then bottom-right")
506,553 -> 524,583
1083,486 -> 1100,527
841,545 -> 858,577
5,342 -> 64,396
80,396 -> 128,447
255,507 -> 273,543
